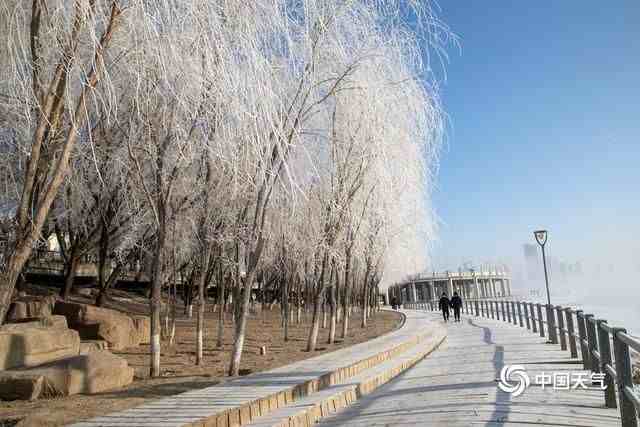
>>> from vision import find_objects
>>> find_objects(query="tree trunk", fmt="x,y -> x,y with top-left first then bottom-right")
61,254 -> 80,300
150,225 -> 166,378
216,269 -> 225,349
169,291 -> 177,346
196,246 -> 212,365
283,277 -> 289,342
306,290 -> 324,352
228,269 -> 255,376
322,301 -> 327,329
296,279 -> 302,324
306,255 -> 327,352
361,266 -> 371,328
328,285 -> 336,344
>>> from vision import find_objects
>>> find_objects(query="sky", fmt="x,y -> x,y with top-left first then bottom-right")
429,1 -> 640,276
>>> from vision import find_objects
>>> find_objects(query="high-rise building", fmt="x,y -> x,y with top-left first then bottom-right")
523,243 -> 539,281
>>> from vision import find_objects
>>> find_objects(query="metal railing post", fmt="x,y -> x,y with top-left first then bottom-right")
546,304 -> 558,344
511,301 -> 517,325
537,303 -> 545,338
596,320 -> 616,408
501,301 -> 506,321
576,310 -> 590,370
516,301 -> 524,327
524,302 -> 531,330
505,301 -> 511,323
612,328 -> 638,427
474,300 -> 479,316
556,306 -> 567,351
530,302 -> 537,333
496,301 -> 501,320
585,314 -> 600,375
565,308 -> 578,358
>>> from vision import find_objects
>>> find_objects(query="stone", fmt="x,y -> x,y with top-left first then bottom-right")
132,316 -> 150,345
75,288 -> 95,298
79,340 -> 108,354
0,315 -> 68,333
53,302 -> 138,350
5,351 -> 134,397
0,372 -> 53,401
6,295 -> 57,322
0,327 -> 80,370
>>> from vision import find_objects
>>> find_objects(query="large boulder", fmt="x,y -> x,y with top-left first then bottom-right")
53,302 -> 138,350
0,315 -> 68,333
6,295 -> 57,322
0,327 -> 80,370
0,351 -> 133,399
0,372 -> 52,401
75,287 -> 99,298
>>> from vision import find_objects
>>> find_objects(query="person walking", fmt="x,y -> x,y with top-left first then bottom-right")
438,292 -> 450,322
450,291 -> 463,322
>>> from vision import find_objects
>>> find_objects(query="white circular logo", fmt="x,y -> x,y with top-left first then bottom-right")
498,365 -> 530,397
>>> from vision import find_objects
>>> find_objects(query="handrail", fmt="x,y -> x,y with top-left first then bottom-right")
402,298 -> 640,427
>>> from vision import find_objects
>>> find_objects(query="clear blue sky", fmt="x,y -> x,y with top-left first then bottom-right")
430,1 -> 640,272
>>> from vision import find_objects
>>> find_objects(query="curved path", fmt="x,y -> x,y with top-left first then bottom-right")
318,311 -> 621,427
71,310 -> 440,427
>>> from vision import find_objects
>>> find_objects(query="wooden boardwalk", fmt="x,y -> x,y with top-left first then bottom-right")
318,311 -> 621,426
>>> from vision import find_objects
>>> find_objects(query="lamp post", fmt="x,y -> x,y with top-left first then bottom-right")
534,230 -> 551,306
534,229 -> 557,343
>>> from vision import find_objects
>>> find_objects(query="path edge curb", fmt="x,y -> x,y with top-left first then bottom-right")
183,310 -> 435,427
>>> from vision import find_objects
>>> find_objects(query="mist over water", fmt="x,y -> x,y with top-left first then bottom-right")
513,273 -> 640,337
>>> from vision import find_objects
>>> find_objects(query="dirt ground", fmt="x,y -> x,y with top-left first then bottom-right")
0,300 -> 402,427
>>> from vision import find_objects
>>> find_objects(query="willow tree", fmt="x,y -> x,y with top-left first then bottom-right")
0,0 -> 125,322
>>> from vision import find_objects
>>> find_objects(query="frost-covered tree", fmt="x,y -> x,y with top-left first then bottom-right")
0,0 -> 450,378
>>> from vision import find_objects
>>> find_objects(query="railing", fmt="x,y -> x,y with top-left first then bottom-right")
404,299 -> 640,427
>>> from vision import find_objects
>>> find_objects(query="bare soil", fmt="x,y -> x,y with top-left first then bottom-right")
0,297 -> 401,427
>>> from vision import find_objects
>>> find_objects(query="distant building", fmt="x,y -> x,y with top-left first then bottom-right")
523,243 -> 539,281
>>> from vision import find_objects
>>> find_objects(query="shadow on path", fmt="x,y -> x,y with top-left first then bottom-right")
466,317 -> 512,426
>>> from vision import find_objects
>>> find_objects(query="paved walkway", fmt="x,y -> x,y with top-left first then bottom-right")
71,310 -> 438,427
318,311 -> 621,427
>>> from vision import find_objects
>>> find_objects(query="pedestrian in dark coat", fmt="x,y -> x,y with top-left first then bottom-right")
450,291 -> 463,322
438,292 -> 450,322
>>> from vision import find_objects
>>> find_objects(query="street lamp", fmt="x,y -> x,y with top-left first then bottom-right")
534,229 -> 551,306
534,229 -> 557,344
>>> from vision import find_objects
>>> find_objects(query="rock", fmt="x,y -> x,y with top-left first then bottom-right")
0,315 -> 68,333
3,351 -> 134,397
0,327 -> 80,370
132,316 -> 150,345
0,372 -> 54,401
79,340 -> 108,354
53,302 -> 138,350
75,288 -> 94,298
6,295 -> 57,322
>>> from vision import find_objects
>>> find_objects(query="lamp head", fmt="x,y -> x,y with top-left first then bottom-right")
534,229 -> 548,246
